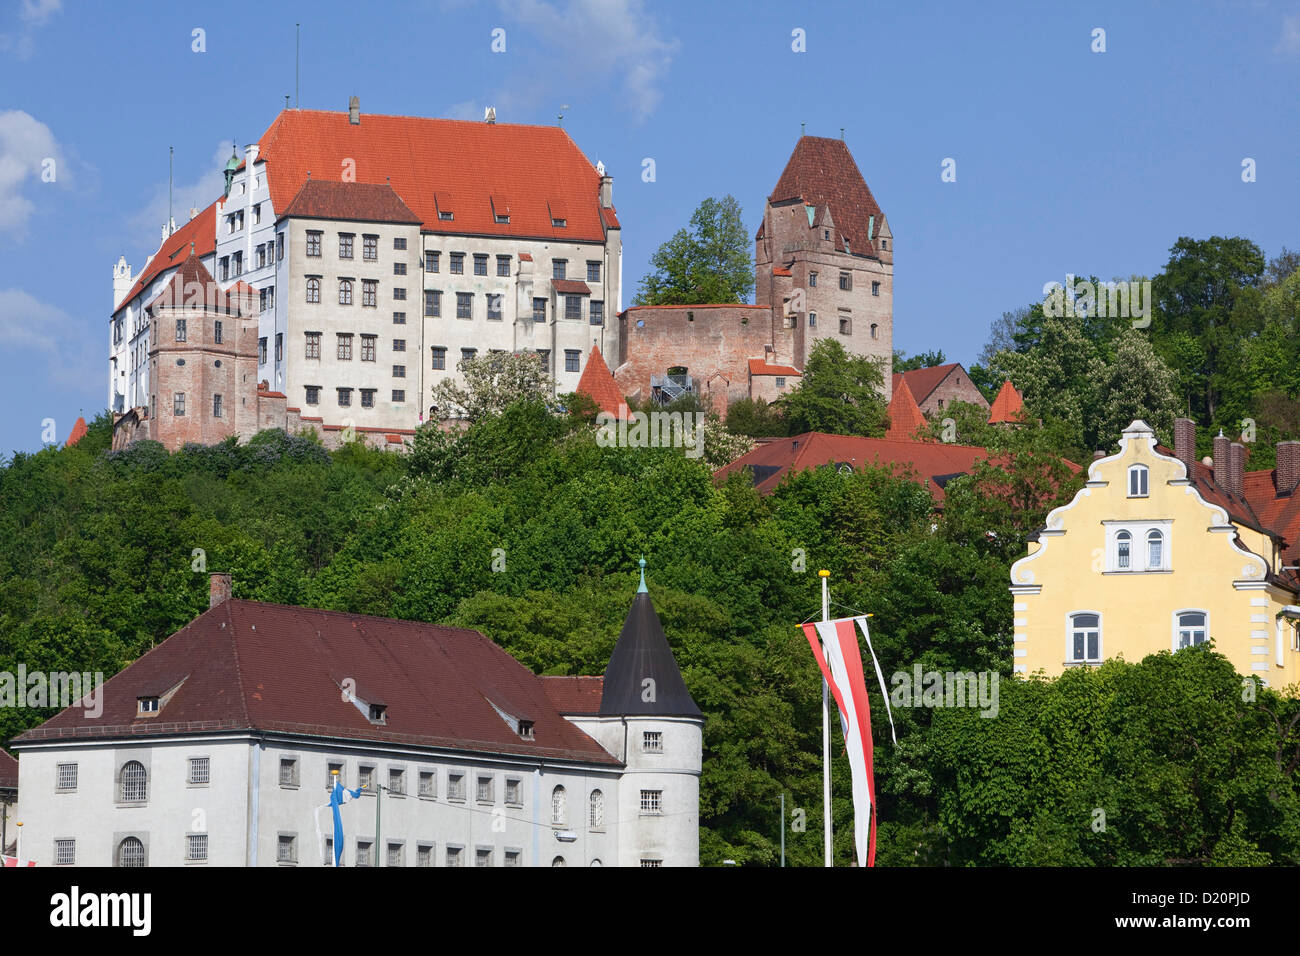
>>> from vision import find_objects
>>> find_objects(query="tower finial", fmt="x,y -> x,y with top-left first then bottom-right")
637,556 -> 647,593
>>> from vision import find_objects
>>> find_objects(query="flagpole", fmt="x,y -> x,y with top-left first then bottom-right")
819,569 -> 832,867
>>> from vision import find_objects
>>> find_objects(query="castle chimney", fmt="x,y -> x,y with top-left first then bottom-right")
1173,418 -> 1196,477
1277,441 -> 1300,496
1229,442 -> 1246,497
1213,432 -> 1230,489
209,572 -> 232,607
348,95 -> 360,125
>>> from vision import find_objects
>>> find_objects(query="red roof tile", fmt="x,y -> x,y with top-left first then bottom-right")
253,109 -> 615,243
772,266 -> 793,277
891,363 -> 960,405
748,358 -> 800,377
0,749 -> 16,789
540,675 -> 605,714
769,136 -> 886,258
14,600 -> 619,764
518,252 -> 534,262
576,344 -> 626,418
116,201 -> 219,311
988,380 -> 1025,424
886,378 -> 930,441
552,279 -> 592,295
64,416 -> 88,447
279,179 -> 421,224
146,254 -> 244,315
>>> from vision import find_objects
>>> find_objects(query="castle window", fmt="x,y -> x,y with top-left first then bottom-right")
881,239 -> 888,251
839,272 -> 852,291
305,386 -> 320,406
461,348 -> 477,363
256,244 -> 266,269
338,279 -> 353,306
870,323 -> 878,339
565,296 -> 582,321
497,255 -> 512,277
824,229 -> 830,240
474,254 -> 488,276
173,393 -> 185,416
551,786 -> 567,826
776,377 -> 786,388
872,281 -> 880,296
450,253 -> 464,275
1068,612 -> 1101,664
338,233 -> 354,260
809,312 -> 817,328
643,731 -> 663,752
363,235 -> 378,260
533,298 -> 547,322
640,789 -> 663,815
305,331 -> 321,359
587,261 -> 601,282
393,237 -> 406,250
394,311 -> 406,324
275,333 -> 283,362
217,255 -> 227,280
337,388 -> 352,407
590,300 -> 604,325
360,389 -> 375,408
1146,530 -> 1164,569
213,394 -> 222,418
839,316 -> 852,335
120,760 -> 148,802
393,339 -> 406,352
553,259 -> 567,280
456,292 -> 472,319
425,251 -> 439,273
1175,610 -> 1208,649
1128,465 -> 1149,497
425,290 -> 441,317
487,294 -> 503,320
116,838 -> 142,868
537,349 -> 550,373
214,320 -> 222,344
393,365 -> 406,378
589,790 -> 605,828
306,231 -> 322,257
392,390 -> 405,403
360,335 -> 376,362
431,347 -> 446,370
233,251 -> 242,276
809,271 -> 817,287
337,333 -> 353,360
1116,530 -> 1131,570
362,280 -> 377,307
565,350 -> 580,373
175,318 -> 187,342
277,233 -> 284,260
306,277 -> 321,303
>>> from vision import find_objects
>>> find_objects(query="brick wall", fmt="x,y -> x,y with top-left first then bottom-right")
918,366 -> 989,416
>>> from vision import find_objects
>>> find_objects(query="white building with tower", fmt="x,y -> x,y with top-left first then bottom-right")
10,563 -> 702,867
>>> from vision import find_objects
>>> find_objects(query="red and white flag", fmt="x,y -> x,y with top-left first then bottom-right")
802,616 -> 894,867
2,855 -> 35,867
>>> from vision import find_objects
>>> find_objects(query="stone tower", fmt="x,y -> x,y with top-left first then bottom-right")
755,135 -> 894,397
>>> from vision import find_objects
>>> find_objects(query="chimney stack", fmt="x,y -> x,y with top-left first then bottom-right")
209,573 -> 232,608
1173,418 -> 1196,477
1229,442 -> 1246,497
1213,431 -> 1230,489
1278,440 -> 1300,496
348,95 -> 360,125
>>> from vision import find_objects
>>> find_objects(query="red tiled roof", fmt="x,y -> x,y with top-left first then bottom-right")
552,279 -> 592,295
540,675 -> 605,715
620,303 -> 769,314
146,254 -> 244,315
279,179 -> 421,224
988,379 -> 1025,424
64,416 -> 88,447
769,136 -> 886,258
886,378 -> 930,441
576,344 -> 625,418
0,749 -> 16,789
891,363 -> 960,405
748,358 -> 800,377
772,266 -> 793,277
253,109 -> 615,243
385,434 -> 404,444
14,600 -> 620,764
116,201 -> 219,312
518,252 -> 534,262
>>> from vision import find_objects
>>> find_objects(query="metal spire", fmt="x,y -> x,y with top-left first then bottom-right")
637,556 -> 647,593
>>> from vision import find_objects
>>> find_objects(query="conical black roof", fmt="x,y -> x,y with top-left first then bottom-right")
599,589 -> 702,719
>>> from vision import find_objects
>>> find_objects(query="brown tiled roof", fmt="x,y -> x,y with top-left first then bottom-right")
575,344 -> 625,418
891,363 -> 961,405
886,378 -> 930,441
748,358 -> 800,377
13,600 -> 619,765
988,380 -> 1025,424
552,279 -> 592,295
540,676 -> 605,715
116,201 -> 219,311
252,109 -> 616,242
769,136 -> 886,258
620,303 -> 769,314
278,179 -> 421,224
0,749 -> 17,790
146,254 -> 244,315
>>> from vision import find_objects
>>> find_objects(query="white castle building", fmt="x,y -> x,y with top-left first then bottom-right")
10,565 -> 701,867
110,99 -> 623,439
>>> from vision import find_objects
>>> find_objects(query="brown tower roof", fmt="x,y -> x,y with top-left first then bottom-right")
768,135 -> 886,257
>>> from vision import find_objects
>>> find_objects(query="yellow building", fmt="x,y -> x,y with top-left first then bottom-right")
1010,419 -> 1300,685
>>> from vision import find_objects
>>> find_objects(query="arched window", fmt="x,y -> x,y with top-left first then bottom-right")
870,323 -> 878,339
305,277 -> 320,303
338,279 -> 353,305
1128,464 -> 1149,497
551,856 -> 566,867
590,859 -> 603,867
1116,530 -> 1131,570
117,837 -> 145,867
550,785 -> 566,826
1146,529 -> 1164,569
1068,612 -> 1101,663
589,790 -> 604,828
120,760 -> 147,802
1176,611 -> 1207,649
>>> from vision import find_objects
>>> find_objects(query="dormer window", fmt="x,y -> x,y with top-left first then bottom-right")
1128,464 -> 1149,497
368,703 -> 387,724
518,720 -> 535,740
551,218 -> 566,228
439,211 -> 453,221
138,697 -> 160,715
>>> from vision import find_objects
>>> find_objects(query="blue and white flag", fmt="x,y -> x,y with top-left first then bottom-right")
316,774 -> 364,867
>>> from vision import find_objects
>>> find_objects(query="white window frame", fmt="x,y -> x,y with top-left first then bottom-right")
1066,610 -> 1102,664
1172,609 -> 1209,651
1103,520 -> 1172,573
1128,464 -> 1149,498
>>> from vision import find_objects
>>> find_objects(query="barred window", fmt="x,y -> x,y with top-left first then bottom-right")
417,844 -> 433,867
306,230 -> 322,257
419,770 -> 436,797
448,773 -> 465,801
337,388 -> 352,408
589,789 -> 605,827
306,277 -> 321,303
551,785 -> 567,826
305,331 -> 321,359
361,335 -> 376,362
305,386 -> 320,406
56,762 -> 77,791
640,789 -> 662,815
356,840 -> 372,867
56,839 -> 77,865
338,279 -> 353,305
389,768 -> 405,794
279,758 -> 298,787
456,292 -> 472,319
446,846 -> 463,867
214,319 -> 223,344
175,318 -> 187,342
188,834 -> 208,862
640,859 -> 663,867
504,850 -> 521,867
117,839 -> 145,868
358,766 -> 374,791
362,280 -> 377,307
338,233 -> 354,259
278,834 -> 297,863
388,842 -> 404,867
505,778 -> 521,804
537,349 -> 550,373
476,848 -> 492,867
363,235 -> 378,260
477,775 -> 494,803
121,761 -> 147,802
337,333 -> 353,360
643,731 -> 663,752
188,756 -> 210,785
326,761 -> 344,789
360,389 -> 375,408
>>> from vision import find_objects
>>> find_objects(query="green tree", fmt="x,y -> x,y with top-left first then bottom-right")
724,397 -> 789,438
893,349 -> 947,373
778,339 -> 889,437
430,350 -> 551,422
633,196 -> 754,306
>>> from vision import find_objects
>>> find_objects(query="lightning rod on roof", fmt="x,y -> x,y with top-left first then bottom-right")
801,122 -> 805,136
295,23 -> 301,108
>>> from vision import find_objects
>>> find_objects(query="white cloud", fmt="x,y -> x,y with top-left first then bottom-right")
477,0 -> 678,123
0,110 -> 63,234
19,0 -> 62,26
1280,14 -> 1300,54
129,140 -> 231,251
0,287 -> 99,389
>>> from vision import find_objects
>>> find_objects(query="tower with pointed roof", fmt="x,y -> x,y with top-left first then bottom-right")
564,558 -> 703,866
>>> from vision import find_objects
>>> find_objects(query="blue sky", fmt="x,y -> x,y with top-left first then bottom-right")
1,0 -> 1298,455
